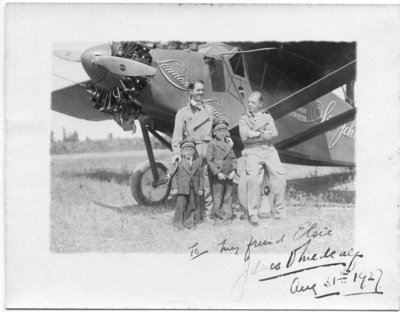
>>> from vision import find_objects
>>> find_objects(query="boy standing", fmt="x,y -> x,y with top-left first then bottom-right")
207,120 -> 237,222
170,139 -> 204,229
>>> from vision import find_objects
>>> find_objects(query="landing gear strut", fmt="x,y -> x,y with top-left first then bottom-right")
129,123 -> 171,205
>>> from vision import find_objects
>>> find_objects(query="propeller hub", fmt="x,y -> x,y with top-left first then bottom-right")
81,44 -> 116,89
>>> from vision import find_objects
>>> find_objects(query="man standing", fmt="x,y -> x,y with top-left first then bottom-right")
172,80 -> 216,162
171,80 -> 220,220
239,92 -> 286,225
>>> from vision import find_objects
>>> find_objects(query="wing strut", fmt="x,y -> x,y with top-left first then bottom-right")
276,108 -> 356,150
146,127 -> 172,151
266,60 -> 356,120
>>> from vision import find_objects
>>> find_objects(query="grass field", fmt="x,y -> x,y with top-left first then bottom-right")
51,150 -> 355,254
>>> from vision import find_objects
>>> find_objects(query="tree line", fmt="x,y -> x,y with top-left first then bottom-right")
50,129 -> 167,154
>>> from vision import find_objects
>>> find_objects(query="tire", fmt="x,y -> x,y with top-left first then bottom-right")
130,161 -> 170,206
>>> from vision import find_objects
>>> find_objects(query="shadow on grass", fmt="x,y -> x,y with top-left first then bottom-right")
72,170 -> 131,184
83,170 -> 355,209
93,198 -> 175,215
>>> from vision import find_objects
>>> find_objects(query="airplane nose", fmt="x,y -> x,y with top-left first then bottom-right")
81,44 -> 112,83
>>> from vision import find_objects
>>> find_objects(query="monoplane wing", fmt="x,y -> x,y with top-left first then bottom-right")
52,48 -> 112,121
52,78 -> 112,121
231,41 -> 356,166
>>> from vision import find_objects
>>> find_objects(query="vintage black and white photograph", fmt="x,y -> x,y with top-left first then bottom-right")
51,40 -> 356,256
5,3 -> 399,310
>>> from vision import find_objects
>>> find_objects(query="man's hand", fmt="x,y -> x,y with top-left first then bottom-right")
226,137 -> 234,147
170,189 -> 178,195
260,131 -> 273,141
199,190 -> 203,196
228,171 -> 235,180
250,130 -> 261,139
217,172 -> 226,180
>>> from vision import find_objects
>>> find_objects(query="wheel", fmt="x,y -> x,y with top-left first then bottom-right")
130,161 -> 170,206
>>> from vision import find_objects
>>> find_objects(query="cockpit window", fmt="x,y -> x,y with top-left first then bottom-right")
208,59 -> 225,92
229,53 -> 245,77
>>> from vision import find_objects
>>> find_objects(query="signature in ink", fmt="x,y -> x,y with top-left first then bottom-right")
230,236 -> 252,301
230,234 -> 285,301
257,239 -> 383,299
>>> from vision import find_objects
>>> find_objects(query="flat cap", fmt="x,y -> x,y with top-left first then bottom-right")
213,119 -> 229,130
180,139 -> 196,149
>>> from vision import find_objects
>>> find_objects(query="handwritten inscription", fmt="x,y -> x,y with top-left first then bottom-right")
293,222 -> 333,241
187,221 -> 383,301
217,239 -> 239,255
290,277 -> 317,296
187,242 -> 208,262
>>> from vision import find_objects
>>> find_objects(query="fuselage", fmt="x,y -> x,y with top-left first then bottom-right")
76,42 -> 355,166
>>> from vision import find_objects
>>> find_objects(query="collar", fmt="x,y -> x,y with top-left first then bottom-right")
189,99 -> 203,111
248,110 -> 262,118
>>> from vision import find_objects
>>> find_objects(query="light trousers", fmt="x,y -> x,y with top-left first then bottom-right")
243,146 -> 286,217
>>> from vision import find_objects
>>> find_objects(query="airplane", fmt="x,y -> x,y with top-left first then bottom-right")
52,41 -> 356,206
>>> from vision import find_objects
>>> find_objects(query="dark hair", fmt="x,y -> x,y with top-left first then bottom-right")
188,79 -> 205,90
251,91 -> 264,103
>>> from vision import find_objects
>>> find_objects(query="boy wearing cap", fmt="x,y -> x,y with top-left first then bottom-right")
207,120 -> 237,222
170,139 -> 204,229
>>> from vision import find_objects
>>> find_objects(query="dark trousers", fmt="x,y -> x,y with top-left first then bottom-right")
173,188 -> 200,229
211,177 -> 233,220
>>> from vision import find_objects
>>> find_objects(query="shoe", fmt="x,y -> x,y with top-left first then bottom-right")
204,216 -> 215,224
273,213 -> 287,220
157,174 -> 170,185
240,214 -> 247,221
259,212 -> 271,219
250,214 -> 260,226
223,218 -> 232,225
213,218 -> 223,225
185,223 -> 196,230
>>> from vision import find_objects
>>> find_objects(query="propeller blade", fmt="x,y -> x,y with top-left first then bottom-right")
53,50 -> 82,62
95,56 -> 156,77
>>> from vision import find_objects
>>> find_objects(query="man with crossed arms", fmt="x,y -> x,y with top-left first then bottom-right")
239,91 -> 286,226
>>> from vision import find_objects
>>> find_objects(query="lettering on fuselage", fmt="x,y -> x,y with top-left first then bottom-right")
156,59 -> 190,91
289,107 -> 308,122
289,100 -> 356,149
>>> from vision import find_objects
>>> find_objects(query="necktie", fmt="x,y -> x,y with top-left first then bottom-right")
189,158 -> 193,171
